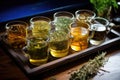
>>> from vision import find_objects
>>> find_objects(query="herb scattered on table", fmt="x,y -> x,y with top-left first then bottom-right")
69,52 -> 108,80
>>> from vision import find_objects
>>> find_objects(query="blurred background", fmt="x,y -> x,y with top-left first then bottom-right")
0,0 -> 90,23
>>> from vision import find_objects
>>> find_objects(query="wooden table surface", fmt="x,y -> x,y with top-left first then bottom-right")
0,47 -> 29,80
0,43 -> 120,80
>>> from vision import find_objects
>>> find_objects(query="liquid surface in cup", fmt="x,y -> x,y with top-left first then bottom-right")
49,31 -> 69,58
71,27 -> 89,51
89,24 -> 106,45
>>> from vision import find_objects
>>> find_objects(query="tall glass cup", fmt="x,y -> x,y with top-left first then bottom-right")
89,17 -> 109,45
49,22 -> 70,58
6,21 -> 28,49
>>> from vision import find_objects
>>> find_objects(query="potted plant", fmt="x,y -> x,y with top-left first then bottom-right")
90,0 -> 118,20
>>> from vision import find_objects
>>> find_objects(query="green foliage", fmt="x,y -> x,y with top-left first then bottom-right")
90,0 -> 118,17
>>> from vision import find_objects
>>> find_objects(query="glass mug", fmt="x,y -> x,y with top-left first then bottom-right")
29,16 -> 51,39
49,22 -> 70,58
70,21 -> 89,51
25,36 -> 49,66
89,17 -> 109,45
75,9 -> 96,25
53,11 -> 74,33
6,21 -> 28,49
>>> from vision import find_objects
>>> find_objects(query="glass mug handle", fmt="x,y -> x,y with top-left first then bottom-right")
107,22 -> 116,33
89,24 -> 97,39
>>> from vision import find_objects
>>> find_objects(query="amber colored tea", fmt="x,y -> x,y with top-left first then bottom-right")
71,27 -> 89,51
6,22 -> 27,49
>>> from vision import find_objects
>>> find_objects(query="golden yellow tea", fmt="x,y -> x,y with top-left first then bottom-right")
32,20 -> 50,38
49,30 -> 70,58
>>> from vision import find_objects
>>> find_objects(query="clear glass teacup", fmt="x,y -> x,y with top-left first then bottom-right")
5,21 -> 28,49
53,11 -> 75,33
89,17 -> 109,45
75,9 -> 96,24
49,21 -> 70,58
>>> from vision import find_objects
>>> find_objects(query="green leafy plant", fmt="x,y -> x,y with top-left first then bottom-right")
90,0 -> 118,19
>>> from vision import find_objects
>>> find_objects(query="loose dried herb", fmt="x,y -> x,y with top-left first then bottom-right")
54,17 -> 73,33
69,52 -> 108,80
49,30 -> 69,50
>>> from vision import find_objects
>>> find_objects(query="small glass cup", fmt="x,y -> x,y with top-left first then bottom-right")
25,36 -> 49,66
49,22 -> 70,58
53,11 -> 74,32
89,17 -> 109,45
75,9 -> 96,24
70,21 -> 89,51
29,16 -> 51,39
6,21 -> 28,49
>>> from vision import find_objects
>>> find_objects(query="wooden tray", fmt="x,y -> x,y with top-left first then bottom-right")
0,28 -> 120,77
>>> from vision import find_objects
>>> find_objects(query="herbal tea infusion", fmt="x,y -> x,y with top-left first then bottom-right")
30,16 -> 51,39
26,37 -> 49,66
49,30 -> 70,58
70,22 -> 89,51
6,21 -> 28,49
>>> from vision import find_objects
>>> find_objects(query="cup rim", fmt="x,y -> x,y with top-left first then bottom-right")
75,9 -> 96,18
6,21 -> 28,29
30,16 -> 51,23
53,11 -> 74,19
70,20 -> 90,28
93,17 -> 109,26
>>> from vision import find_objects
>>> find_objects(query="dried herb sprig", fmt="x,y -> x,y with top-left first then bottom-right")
69,52 -> 108,80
